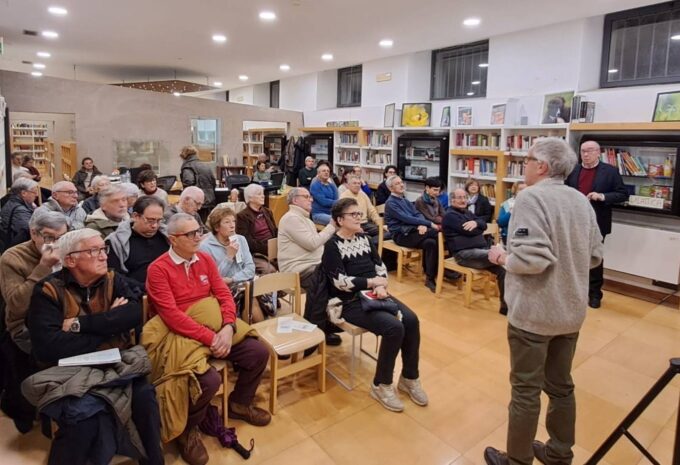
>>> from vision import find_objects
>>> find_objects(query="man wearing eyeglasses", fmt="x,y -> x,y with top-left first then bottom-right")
0,210 -> 68,434
84,184 -> 130,239
107,196 -> 169,288
34,181 -> 87,230
164,186 -> 207,233
25,228 -> 163,465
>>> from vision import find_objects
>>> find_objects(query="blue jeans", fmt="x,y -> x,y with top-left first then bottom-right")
312,213 -> 331,225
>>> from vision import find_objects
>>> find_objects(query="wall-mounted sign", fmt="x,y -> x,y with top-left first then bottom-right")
376,72 -> 392,82
628,195 -> 665,210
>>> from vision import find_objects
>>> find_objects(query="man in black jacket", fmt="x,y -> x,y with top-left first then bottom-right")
566,140 -> 629,308
442,189 -> 506,314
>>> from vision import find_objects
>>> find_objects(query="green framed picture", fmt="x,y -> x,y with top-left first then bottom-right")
652,91 -> 680,122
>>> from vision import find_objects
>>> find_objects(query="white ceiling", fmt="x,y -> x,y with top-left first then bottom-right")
0,0 -> 663,92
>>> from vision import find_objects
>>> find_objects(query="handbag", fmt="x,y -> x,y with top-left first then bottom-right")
358,290 -> 399,316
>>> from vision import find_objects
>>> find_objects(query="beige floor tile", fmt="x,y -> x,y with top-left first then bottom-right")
256,437 -> 336,465
642,304 -> 680,331
636,427 -> 676,465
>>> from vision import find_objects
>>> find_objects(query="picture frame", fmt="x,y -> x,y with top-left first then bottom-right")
652,90 -> 680,122
541,90 -> 575,124
490,104 -> 506,125
457,106 -> 473,126
440,106 -> 451,127
401,103 -> 432,127
384,103 -> 396,128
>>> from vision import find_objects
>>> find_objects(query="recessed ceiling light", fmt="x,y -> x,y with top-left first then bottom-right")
259,11 -> 276,21
41,30 -> 59,39
471,80 -> 481,85
238,75 -> 249,81
671,34 -> 680,41
213,81 -> 223,87
321,53 -> 333,61
466,92 -> 475,96
608,68 -> 618,73
31,71 -> 43,77
37,51 -> 51,58
212,34 -> 227,43
379,39 -> 393,48
173,92 -> 181,97
279,64 -> 290,71
478,63 -> 489,68
33,63 -> 46,69
463,18 -> 481,27
48,6 -> 68,16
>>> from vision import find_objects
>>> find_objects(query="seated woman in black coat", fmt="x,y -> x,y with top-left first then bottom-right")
321,197 -> 428,413
464,179 -> 493,223
375,165 -> 397,206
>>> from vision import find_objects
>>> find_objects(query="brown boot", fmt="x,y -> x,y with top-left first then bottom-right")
176,426 -> 209,465
228,402 -> 272,426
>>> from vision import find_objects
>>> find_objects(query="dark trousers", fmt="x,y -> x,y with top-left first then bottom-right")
0,333 -> 37,430
589,235 -> 606,301
453,248 -> 506,309
507,324 -> 579,465
299,264 -> 332,333
341,297 -> 420,386
393,228 -> 439,280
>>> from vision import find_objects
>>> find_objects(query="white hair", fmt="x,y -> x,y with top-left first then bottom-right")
10,177 -> 38,195
56,228 -> 101,260
180,185 -> 204,202
29,210 -> 69,232
243,183 -> 263,204
91,175 -> 110,191
12,171 -> 32,182
166,212 -> 196,235
52,180 -> 75,191
530,137 -> 577,180
98,184 -> 127,202
385,175 -> 401,189
120,182 -> 140,197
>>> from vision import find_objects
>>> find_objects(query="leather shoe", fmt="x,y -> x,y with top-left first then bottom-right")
425,278 -> 436,293
532,440 -> 549,464
499,305 -> 508,316
588,298 -> 601,309
228,402 -> 271,426
444,270 -> 461,281
176,426 -> 209,465
325,333 -> 342,346
483,446 -> 510,465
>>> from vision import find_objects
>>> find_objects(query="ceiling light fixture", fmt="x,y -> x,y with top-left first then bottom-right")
279,64 -> 290,71
471,80 -> 481,85
463,17 -> 481,27
173,92 -> 181,97
31,71 -> 43,77
671,34 -> 680,41
608,68 -> 618,73
321,53 -> 333,61
41,30 -> 59,39
379,39 -> 394,48
238,75 -> 249,81
467,92 -> 475,96
33,63 -> 46,69
213,81 -> 223,87
37,51 -> 51,58
478,63 -> 489,68
48,6 -> 68,16
212,34 -> 227,43
259,11 -> 276,21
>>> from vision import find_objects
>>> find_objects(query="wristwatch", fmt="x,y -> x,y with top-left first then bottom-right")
70,318 -> 81,333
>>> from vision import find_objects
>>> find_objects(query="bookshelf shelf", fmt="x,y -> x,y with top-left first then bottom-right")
450,149 -> 502,157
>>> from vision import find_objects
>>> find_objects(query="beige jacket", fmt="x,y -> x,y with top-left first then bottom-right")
340,189 -> 381,224
277,205 -> 335,273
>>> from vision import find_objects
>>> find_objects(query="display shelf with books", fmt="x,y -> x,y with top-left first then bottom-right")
451,128 -> 502,150
242,128 -> 286,171
11,121 -> 48,160
61,141 -> 77,180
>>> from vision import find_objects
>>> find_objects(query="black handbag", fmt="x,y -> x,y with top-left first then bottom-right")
358,290 -> 399,316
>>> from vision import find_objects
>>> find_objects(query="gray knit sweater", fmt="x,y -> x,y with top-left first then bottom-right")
505,178 -> 603,336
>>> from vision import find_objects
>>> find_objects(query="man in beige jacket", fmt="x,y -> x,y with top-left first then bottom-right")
277,187 -> 340,345
340,175 -> 381,238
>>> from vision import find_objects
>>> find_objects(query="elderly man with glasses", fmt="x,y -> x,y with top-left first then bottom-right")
0,177 -> 39,253
35,180 -> 87,230
145,213 -> 270,465
164,185 -> 207,233
24,228 -> 163,465
85,184 -> 130,239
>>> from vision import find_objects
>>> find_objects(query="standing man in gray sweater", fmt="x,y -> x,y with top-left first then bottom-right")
483,138 -> 603,465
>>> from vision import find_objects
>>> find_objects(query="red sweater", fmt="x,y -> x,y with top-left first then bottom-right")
146,251 -> 236,346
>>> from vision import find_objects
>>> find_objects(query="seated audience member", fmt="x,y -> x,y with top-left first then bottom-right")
216,188 -> 246,215
297,156 -> 317,188
340,175 -> 381,237
0,172 -> 33,209
443,189 -> 507,315
384,175 -> 441,292
0,178 -> 39,252
121,182 -> 141,214
235,183 -> 277,275
85,184 -> 130,239
352,165 -> 373,196
21,155 -> 42,182
415,177 -> 446,226
465,179 -> 494,223
10,152 -> 29,181
278,187 -> 340,346
310,162 -> 338,225
145,213 -> 270,465
81,174 -> 111,214
322,198 -> 427,412
497,181 -> 527,245
24,228 -> 163,465
337,168 -> 352,195
0,211 -> 68,433
375,165 -> 397,206
72,157 -> 103,201
164,186 -> 207,233
252,161 -> 271,183
35,181 -> 87,230
138,169 -> 169,205
106,196 -> 169,288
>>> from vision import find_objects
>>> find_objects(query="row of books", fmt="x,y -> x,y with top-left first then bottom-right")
339,133 -> 359,145
13,129 -> 47,136
366,152 -> 392,165
338,149 -> 360,163
570,96 -> 596,123
507,161 -> 526,178
452,157 -> 498,176
366,171 -> 383,184
600,148 -> 647,176
366,131 -> 392,147
506,134 -> 566,151
451,181 -> 496,202
639,185 -> 673,200
454,133 -> 501,149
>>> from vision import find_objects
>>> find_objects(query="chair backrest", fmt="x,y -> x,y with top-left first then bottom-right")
484,222 -> 500,245
267,237 -> 278,261
243,272 -> 301,322
377,217 -> 384,256
157,175 -> 177,192
375,203 -> 385,216
226,175 -> 251,190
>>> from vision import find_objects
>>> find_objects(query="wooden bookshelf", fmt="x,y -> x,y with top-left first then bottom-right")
11,121 -> 48,160
242,128 -> 286,173
570,122 -> 680,132
61,141 -> 77,180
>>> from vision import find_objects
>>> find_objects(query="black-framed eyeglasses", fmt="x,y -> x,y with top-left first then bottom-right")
295,194 -> 312,200
172,228 -> 203,240
138,215 -> 164,226
37,230 -> 67,244
67,245 -> 109,259
342,211 -> 362,219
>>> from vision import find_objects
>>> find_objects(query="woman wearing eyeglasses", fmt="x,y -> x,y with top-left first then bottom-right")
321,197 -> 428,413
464,179 -> 494,223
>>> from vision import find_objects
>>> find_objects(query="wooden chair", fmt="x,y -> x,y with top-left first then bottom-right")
375,204 -> 423,282
325,320 -> 377,391
244,272 -> 326,413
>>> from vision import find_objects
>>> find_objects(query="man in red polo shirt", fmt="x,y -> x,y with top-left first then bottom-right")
146,213 -> 270,465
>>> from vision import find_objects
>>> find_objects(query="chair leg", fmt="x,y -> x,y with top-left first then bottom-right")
464,274 -> 473,307
396,251 -> 404,282
483,275 -> 491,300
318,342 -> 327,393
269,354 -> 278,414
350,333 -> 357,389
221,366 -> 228,427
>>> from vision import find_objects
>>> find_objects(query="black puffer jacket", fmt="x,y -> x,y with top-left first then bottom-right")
180,154 -> 216,208
0,194 -> 34,253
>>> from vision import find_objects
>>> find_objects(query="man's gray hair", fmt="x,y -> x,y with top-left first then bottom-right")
56,228 -> 101,260
180,185 -> 204,202
287,187 -> 306,205
120,182 -> 140,198
243,183 -> 264,204
98,184 -> 127,202
12,171 -> 32,182
29,210 -> 69,232
166,212 -> 196,235
304,156 -> 314,163
52,180 -> 74,192
91,175 -> 110,191
530,137 -> 578,180
385,175 -> 401,189
10,177 -> 38,195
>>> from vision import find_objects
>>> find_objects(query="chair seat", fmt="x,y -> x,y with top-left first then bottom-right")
209,358 -> 228,371
382,240 -> 418,253
443,258 -> 492,276
335,320 -> 368,337
253,314 -> 325,356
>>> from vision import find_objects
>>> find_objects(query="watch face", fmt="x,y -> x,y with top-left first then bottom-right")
70,320 -> 80,332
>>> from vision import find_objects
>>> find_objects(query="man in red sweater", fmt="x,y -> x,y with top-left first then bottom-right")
146,213 -> 270,465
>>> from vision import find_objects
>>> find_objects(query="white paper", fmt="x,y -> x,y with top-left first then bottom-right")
58,348 -> 121,367
276,317 -> 317,333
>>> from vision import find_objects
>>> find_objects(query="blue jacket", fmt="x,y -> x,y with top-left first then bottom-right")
384,194 -> 431,236
496,198 -> 513,240
199,233 -> 256,283
310,179 -> 338,217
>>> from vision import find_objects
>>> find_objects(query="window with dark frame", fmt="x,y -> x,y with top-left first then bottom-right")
601,2 -> 680,88
270,80 -> 280,108
337,65 -> 362,107
431,40 -> 489,100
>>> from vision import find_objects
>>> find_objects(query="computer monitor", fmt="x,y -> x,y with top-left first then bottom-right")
270,172 -> 285,188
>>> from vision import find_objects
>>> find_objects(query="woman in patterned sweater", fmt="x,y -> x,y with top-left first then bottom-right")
321,197 -> 428,413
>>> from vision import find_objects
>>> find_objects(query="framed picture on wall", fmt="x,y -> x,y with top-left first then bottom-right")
457,106 -> 473,126
384,103 -> 396,127
440,106 -> 451,127
401,103 -> 432,127
652,91 -> 680,122
490,104 -> 506,125
541,90 -> 575,124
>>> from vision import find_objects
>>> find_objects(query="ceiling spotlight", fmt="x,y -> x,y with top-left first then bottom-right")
238,75 -> 249,81
48,6 -> 68,16
212,34 -> 227,43
672,34 -> 680,41
471,80 -> 481,85
173,92 -> 181,97
279,64 -> 290,71
37,51 -> 51,58
478,63 -> 489,68
31,71 -> 43,77
379,39 -> 394,48
33,63 -> 46,69
608,68 -> 618,73
213,81 -> 223,87
41,30 -> 59,39
463,18 -> 481,27
321,53 -> 333,61
259,11 -> 276,21
466,92 -> 475,96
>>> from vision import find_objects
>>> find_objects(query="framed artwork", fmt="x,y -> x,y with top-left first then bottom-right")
541,91 -> 575,124
652,91 -> 680,122
457,106 -> 473,126
440,106 -> 451,127
490,104 -> 506,125
401,103 -> 432,127
384,103 -> 396,127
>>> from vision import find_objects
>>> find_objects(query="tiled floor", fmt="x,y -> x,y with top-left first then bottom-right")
2,271 -> 679,464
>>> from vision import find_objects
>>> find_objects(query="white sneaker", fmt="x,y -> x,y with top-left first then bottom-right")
370,383 -> 404,412
397,376 -> 428,406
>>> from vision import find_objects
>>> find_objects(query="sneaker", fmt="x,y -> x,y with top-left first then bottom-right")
483,447 -> 510,465
228,401 -> 272,426
176,427 -> 209,465
370,383 -> 404,412
397,375 -> 428,406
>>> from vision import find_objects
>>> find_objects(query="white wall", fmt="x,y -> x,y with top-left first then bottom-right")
316,70 -> 337,111
229,86 -> 254,105
360,55 -> 409,107
405,51 -> 431,102
253,83 -> 270,107
280,73 -> 318,112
